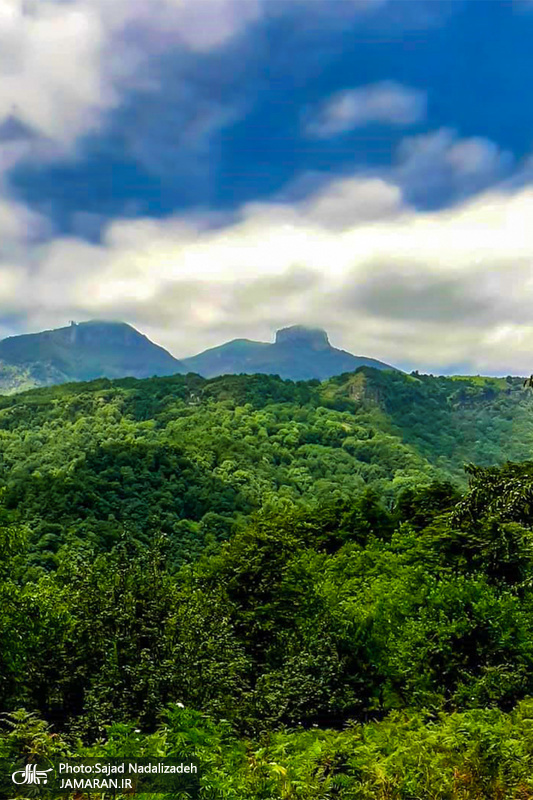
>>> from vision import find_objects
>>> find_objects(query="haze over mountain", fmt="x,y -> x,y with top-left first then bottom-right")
0,322 -> 396,394
183,325 -> 396,380
0,320 -> 185,393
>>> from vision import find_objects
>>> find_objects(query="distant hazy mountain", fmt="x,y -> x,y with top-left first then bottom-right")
0,321 -> 185,393
183,325 -> 396,380
0,321 -> 396,395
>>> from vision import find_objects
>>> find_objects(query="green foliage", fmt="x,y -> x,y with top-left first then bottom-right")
2,370 -> 533,796
5,703 -> 533,799
0,365 -> 528,567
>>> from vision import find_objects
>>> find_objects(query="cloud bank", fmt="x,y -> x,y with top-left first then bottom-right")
0,0 -> 530,378
0,164 -> 532,375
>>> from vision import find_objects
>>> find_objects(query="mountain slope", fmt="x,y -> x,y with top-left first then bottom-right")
0,320 -> 185,392
0,367 -> 528,547
183,324 -> 396,379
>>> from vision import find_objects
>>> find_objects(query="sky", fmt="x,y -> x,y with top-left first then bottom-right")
1,0 -> 533,374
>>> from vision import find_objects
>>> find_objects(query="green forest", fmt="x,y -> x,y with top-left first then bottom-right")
4,367 -> 533,797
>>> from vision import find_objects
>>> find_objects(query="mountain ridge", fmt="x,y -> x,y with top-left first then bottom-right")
183,324 -> 396,380
0,321 -> 397,394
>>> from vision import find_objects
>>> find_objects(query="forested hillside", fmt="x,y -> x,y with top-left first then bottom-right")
3,367 -> 533,797
0,366 -> 529,566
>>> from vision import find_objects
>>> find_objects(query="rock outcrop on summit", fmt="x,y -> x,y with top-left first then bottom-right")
183,325 -> 396,380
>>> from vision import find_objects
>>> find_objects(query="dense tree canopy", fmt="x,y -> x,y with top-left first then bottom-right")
2,368 -> 533,797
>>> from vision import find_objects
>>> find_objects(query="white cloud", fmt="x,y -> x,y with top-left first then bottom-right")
306,81 -> 426,138
0,1 -> 112,149
0,0 -> 459,182
1,170 -> 533,375
0,0 -> 265,164
0,0 -> 270,291
0,1 -> 451,189
303,176 -> 405,229
156,0 -> 262,52
0,4 -> 525,376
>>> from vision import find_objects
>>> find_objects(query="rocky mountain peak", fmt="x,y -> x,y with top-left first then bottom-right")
275,325 -> 330,351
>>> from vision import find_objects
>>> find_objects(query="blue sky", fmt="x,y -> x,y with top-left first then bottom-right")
11,0 -> 532,221
1,0 -> 533,374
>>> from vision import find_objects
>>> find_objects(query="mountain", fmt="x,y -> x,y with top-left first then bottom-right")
0,321 -> 394,395
0,320 -> 185,392
183,325 -> 396,380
